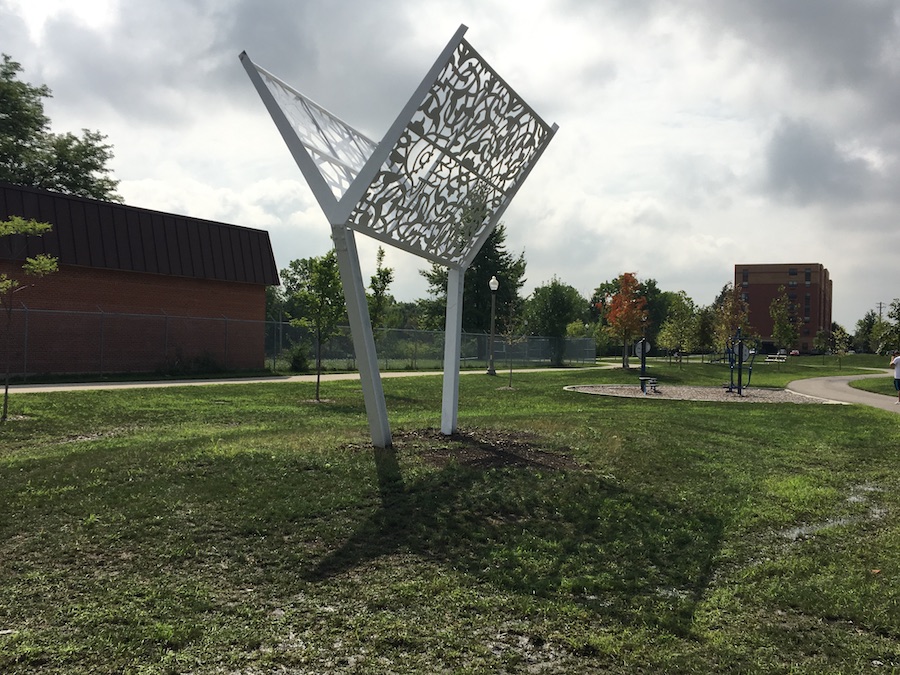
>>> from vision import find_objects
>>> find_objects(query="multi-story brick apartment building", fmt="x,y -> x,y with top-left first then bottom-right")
734,263 -> 832,354
0,182 -> 280,375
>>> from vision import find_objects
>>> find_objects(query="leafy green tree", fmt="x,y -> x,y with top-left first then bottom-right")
813,329 -> 831,363
0,54 -> 120,201
638,278 -> 670,348
769,286 -> 800,353
1,216 -> 57,422
712,283 -> 751,351
695,304 -> 717,358
367,246 -> 394,331
420,223 -> 526,333
831,323 -> 851,369
656,290 -> 698,365
885,299 -> 900,354
605,272 -> 648,368
283,251 -> 345,400
525,277 -> 587,366
870,315 -> 893,355
853,310 -> 877,353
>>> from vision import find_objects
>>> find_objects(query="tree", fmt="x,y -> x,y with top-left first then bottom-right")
524,277 -> 587,366
639,278 -> 669,348
885,299 -> 900,354
831,323 -> 851,369
854,310 -> 878,353
1,216 -> 57,422
367,246 -> 394,331
500,302 -> 528,388
420,223 -> 526,333
870,315 -> 893,355
769,286 -> 799,354
283,251 -> 345,401
605,272 -> 648,368
656,290 -> 698,365
695,304 -> 717,358
0,54 -> 120,202
813,329 -> 831,363
712,283 -> 751,352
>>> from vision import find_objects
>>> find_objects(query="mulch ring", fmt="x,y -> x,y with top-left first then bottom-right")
390,427 -> 582,471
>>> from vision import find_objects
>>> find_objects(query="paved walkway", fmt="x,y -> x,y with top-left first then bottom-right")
786,372 -> 900,412
5,367 -> 600,394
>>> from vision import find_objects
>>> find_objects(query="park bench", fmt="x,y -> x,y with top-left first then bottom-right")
639,376 -> 658,394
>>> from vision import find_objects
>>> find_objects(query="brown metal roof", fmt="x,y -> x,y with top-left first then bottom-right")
0,182 -> 280,286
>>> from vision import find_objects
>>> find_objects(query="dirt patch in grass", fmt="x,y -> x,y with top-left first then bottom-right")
392,427 -> 582,471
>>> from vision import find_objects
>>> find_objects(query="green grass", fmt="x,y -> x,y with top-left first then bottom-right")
2,362 -> 900,673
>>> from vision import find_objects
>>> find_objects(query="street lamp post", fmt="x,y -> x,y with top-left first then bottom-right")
487,275 -> 499,375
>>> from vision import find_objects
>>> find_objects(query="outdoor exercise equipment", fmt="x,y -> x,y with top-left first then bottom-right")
725,328 -> 758,395
241,25 -> 557,447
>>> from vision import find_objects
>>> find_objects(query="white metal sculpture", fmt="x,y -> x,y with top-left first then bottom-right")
241,25 -> 557,448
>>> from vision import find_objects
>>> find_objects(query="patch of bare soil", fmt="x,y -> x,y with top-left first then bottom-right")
391,427 -> 582,471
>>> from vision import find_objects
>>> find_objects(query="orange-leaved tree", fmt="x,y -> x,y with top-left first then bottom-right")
606,272 -> 648,368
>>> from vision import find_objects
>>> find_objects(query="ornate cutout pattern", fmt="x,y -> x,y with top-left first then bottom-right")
347,40 -> 553,266
257,68 -> 378,200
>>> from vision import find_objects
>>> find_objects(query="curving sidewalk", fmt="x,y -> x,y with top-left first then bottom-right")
786,372 -> 900,412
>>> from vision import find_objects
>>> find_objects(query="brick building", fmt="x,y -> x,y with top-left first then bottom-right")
734,263 -> 832,353
0,183 -> 280,375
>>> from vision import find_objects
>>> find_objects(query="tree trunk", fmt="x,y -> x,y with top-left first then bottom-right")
2,305 -> 12,423
315,330 -> 322,401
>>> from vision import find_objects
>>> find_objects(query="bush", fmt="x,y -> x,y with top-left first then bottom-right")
287,343 -> 310,373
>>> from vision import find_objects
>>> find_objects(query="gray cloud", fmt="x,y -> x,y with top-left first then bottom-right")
763,117 -> 871,205
6,0 -> 900,328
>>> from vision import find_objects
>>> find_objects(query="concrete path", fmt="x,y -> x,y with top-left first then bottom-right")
5,366 -> 607,395
786,372 -> 900,412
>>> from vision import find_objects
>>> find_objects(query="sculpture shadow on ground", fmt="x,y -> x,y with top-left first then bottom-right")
305,429 -> 723,635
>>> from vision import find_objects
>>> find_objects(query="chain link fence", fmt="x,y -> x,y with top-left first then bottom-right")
265,323 -> 596,372
1,307 -> 595,377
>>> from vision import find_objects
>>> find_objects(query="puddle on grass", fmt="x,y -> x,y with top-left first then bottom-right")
778,485 -> 887,541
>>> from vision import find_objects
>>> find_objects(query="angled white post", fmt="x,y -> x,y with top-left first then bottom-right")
241,25 -> 557,446
331,224 -> 391,447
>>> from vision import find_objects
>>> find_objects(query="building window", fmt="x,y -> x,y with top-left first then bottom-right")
804,268 -> 811,282
742,269 -> 749,283
789,280 -> 797,287
789,268 -> 797,276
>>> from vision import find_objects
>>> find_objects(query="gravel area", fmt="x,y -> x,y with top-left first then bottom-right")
565,384 -> 832,404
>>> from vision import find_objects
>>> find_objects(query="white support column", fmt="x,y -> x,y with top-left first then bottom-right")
331,224 -> 392,448
441,266 -> 465,435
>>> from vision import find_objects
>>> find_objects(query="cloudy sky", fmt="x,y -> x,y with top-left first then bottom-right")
3,0 -> 899,329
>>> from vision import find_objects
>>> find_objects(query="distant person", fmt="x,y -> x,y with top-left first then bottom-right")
891,351 -> 900,404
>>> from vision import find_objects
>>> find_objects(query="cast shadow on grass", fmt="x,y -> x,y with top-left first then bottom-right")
306,430 -> 723,636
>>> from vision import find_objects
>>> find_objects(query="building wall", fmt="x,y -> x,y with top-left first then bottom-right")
1,262 -> 268,374
734,263 -> 832,352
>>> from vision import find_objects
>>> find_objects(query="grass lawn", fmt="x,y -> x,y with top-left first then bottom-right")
2,360 -> 900,673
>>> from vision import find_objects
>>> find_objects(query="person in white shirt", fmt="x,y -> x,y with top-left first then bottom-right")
891,351 -> 900,404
